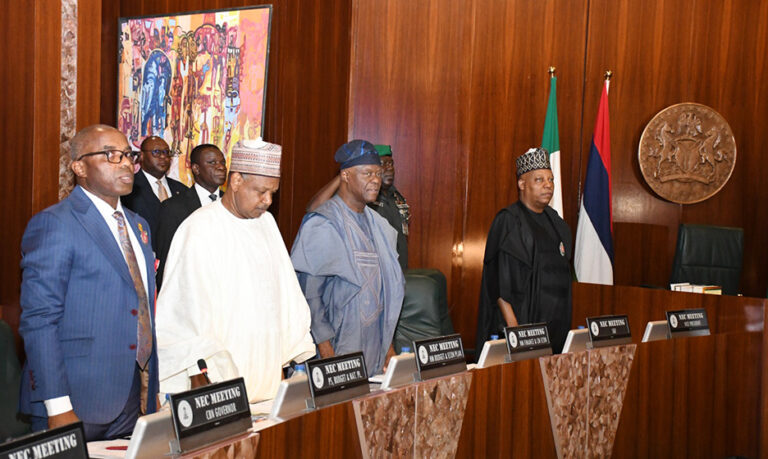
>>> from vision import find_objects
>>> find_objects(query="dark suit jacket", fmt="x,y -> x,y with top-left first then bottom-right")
19,186 -> 159,424
121,170 -> 186,251
155,186 -> 224,290
156,186 -> 201,289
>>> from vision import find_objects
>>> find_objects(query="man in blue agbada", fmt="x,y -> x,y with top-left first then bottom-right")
291,140 -> 405,376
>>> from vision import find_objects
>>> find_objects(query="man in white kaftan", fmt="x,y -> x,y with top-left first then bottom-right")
156,139 -> 315,402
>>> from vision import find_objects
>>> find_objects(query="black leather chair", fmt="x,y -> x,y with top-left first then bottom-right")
393,269 -> 455,353
669,224 -> 743,295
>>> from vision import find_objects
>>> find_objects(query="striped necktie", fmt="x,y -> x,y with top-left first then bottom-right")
112,211 -> 152,369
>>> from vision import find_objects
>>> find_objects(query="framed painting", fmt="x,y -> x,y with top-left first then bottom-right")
117,6 -> 272,184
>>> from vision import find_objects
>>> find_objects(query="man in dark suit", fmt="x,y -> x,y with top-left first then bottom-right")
155,144 -> 227,289
121,135 -> 186,251
19,125 -> 159,440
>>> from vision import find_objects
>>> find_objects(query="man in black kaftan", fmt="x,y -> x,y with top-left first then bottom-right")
475,148 -> 573,355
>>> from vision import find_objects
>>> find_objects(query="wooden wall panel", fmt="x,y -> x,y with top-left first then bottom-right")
581,0 -> 688,235
32,0 -> 63,213
0,3 -> 35,304
613,222 -> 670,287
271,0 -> 353,242
77,0 -> 102,128
0,0 -> 61,305
348,0 -> 473,341
256,402 -> 362,458
614,332 -> 762,457
350,0 -> 768,351
583,0 -> 768,297
459,0 -> 589,350
456,359 -> 556,458
456,365 -> 504,457
349,0 -> 589,349
681,0 -> 768,297
571,283 -> 766,339
99,0 -> 119,127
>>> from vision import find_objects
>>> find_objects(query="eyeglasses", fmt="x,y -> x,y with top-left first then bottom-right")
76,149 -> 140,164
141,149 -> 179,158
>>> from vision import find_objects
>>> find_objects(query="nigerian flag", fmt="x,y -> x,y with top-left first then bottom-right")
542,75 -> 563,218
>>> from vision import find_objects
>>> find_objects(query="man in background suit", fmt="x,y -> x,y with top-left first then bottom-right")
121,135 -> 186,251
18,125 -> 159,440
155,144 -> 227,289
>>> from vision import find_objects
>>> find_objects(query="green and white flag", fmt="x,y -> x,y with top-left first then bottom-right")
541,75 -> 563,218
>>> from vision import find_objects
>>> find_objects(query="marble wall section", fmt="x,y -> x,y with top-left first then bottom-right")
540,345 -> 636,458
59,0 -> 77,199
540,351 -> 589,458
353,372 -> 472,458
355,385 -> 417,457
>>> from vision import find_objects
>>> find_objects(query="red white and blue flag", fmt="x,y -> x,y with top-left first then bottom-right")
575,79 -> 613,284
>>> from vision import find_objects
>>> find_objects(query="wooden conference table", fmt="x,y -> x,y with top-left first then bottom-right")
188,284 -> 768,458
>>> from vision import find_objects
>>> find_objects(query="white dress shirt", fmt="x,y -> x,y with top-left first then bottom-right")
45,186 -> 150,417
142,169 -> 172,200
194,183 -> 220,207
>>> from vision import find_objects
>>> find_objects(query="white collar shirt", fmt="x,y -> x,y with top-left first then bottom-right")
194,183 -> 220,206
142,169 -> 172,200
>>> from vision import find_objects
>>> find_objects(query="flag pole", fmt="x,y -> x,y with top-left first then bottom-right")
542,65 -> 563,217
574,71 -> 614,284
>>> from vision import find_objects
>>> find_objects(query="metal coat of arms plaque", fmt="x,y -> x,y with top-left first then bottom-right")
638,103 -> 736,204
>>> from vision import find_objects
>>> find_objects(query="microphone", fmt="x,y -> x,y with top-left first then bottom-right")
197,359 -> 212,385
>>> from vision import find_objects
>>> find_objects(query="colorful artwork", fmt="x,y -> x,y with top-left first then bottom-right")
117,7 -> 272,184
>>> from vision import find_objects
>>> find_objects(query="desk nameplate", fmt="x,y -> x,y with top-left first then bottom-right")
0,422 -> 87,459
169,377 -> 251,454
587,315 -> 632,348
504,323 -> 553,362
306,352 -> 369,408
413,334 -> 467,381
667,308 -> 710,338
